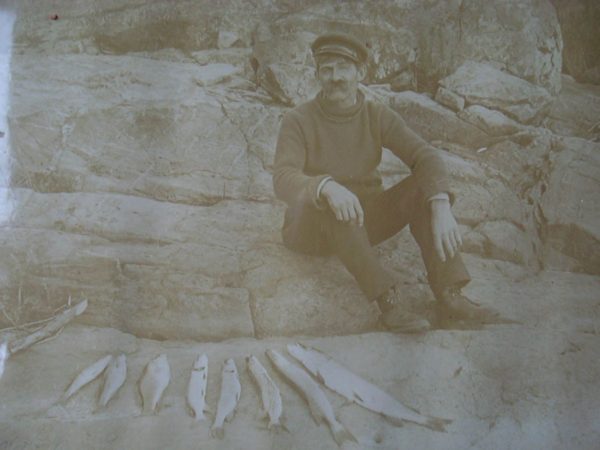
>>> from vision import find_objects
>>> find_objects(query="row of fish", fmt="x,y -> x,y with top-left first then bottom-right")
60,344 -> 451,446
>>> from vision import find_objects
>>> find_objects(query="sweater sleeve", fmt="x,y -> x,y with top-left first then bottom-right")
273,111 -> 331,208
379,104 -> 455,203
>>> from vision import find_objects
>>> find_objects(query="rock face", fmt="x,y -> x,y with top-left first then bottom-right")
439,61 -> 554,124
544,75 -> 600,140
551,0 -> 600,85
247,0 -> 562,104
401,0 -> 563,95
540,137 -> 600,274
0,0 -> 598,341
390,91 -> 490,148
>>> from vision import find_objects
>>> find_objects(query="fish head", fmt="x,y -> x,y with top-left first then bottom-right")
265,349 -> 285,365
194,353 -> 208,369
286,343 -> 307,358
152,354 -> 170,375
223,358 -> 237,374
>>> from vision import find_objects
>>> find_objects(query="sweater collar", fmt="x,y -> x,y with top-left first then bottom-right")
316,89 -> 364,120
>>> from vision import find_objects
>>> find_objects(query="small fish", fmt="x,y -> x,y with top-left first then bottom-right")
287,343 -> 451,432
247,355 -> 285,431
139,354 -> 170,414
211,358 -> 241,439
98,354 -> 127,408
0,341 -> 8,380
187,353 -> 209,421
63,355 -> 113,401
266,349 -> 355,446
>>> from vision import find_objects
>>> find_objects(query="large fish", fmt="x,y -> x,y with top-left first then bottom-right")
287,343 -> 451,432
211,358 -> 241,439
266,349 -> 355,446
98,353 -> 127,408
139,354 -> 170,414
187,353 -> 209,421
246,355 -> 285,431
63,354 -> 113,401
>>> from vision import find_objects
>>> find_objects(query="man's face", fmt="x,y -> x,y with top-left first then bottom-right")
316,55 -> 365,106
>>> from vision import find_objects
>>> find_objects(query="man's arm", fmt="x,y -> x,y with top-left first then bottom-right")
273,112 -> 331,208
379,105 -> 461,261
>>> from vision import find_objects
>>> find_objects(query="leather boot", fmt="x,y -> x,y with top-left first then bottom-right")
436,287 -> 501,328
377,287 -> 430,334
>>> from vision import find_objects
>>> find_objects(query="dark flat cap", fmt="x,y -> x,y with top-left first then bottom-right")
311,32 -> 368,64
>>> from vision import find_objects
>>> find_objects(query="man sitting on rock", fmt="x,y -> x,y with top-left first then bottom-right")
272,32 -> 500,333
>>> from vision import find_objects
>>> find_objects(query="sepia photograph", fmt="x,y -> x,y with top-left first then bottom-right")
0,1 -> 598,449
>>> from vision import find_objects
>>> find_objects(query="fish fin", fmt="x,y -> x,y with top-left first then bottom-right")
274,416 -> 291,434
210,426 -> 225,439
268,423 -> 288,434
424,416 -> 452,433
332,423 -> 357,446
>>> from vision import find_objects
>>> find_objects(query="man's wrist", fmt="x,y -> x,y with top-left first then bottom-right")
428,192 -> 450,202
316,176 -> 333,200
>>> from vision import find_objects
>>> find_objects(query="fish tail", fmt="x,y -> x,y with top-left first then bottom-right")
332,423 -> 357,446
425,416 -> 452,432
210,426 -> 225,439
141,403 -> 155,416
268,421 -> 288,434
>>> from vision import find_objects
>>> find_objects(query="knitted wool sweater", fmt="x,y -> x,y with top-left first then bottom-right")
273,90 -> 452,208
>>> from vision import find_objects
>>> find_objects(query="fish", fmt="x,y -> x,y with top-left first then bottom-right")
187,353 -> 209,421
0,341 -> 8,380
139,354 -> 170,414
211,358 -> 241,439
266,349 -> 355,446
62,354 -> 113,401
247,355 -> 285,431
98,353 -> 127,408
287,343 -> 451,432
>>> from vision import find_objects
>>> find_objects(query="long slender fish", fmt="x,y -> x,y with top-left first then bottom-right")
63,354 -> 113,401
266,349 -> 355,446
98,353 -> 127,408
139,354 -> 170,414
187,353 -> 209,421
211,358 -> 241,439
247,355 -> 285,431
287,343 -> 451,432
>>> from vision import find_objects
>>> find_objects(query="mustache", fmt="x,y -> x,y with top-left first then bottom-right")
324,81 -> 348,89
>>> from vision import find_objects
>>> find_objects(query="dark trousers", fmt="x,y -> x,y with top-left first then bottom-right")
281,176 -> 471,301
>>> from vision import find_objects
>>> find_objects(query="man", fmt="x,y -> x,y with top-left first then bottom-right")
272,32 -> 499,333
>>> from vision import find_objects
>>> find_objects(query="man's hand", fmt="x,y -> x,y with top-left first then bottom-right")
431,199 -> 462,262
321,180 -> 364,227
